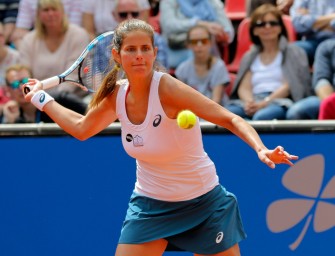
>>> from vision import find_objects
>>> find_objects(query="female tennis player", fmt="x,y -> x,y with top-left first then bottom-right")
24,19 -> 298,256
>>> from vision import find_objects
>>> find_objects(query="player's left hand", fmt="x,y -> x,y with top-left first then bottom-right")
258,146 -> 298,169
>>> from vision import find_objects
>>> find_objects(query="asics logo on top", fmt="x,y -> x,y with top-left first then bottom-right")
216,232 -> 224,243
153,114 -> 162,127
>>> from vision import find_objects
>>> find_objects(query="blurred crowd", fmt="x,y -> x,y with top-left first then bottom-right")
1,0 -> 335,124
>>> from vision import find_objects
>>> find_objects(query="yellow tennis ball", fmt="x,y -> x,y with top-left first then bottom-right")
177,110 -> 197,129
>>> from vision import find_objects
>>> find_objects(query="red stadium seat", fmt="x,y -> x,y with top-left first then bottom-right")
282,15 -> 297,41
225,73 -> 236,96
148,12 -> 161,34
226,18 -> 251,73
224,0 -> 246,21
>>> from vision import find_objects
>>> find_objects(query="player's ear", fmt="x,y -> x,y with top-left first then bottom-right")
112,48 -> 121,64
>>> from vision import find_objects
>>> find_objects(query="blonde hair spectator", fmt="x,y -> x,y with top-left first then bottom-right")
34,0 -> 69,38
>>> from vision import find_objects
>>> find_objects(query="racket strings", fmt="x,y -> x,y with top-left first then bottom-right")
80,34 -> 114,92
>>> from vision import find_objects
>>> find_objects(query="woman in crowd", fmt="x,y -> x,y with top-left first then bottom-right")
226,4 -> 311,120
18,0 -> 90,114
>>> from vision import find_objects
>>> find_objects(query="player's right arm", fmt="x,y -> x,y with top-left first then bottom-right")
25,80 -> 119,141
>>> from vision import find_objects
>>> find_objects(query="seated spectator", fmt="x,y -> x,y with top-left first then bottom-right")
226,4 -> 311,120
0,0 -> 20,45
160,0 -> 234,69
81,0 -> 151,40
290,0 -> 335,65
0,64 -> 53,123
17,0 -> 89,114
0,22 -> 20,89
175,24 -> 230,105
288,38 -> 335,120
10,0 -> 83,48
112,0 -> 168,69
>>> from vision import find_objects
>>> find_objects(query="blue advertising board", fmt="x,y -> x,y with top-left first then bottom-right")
0,132 -> 334,256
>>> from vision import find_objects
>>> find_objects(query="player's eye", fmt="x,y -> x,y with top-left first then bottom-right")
126,47 -> 136,52
142,46 -> 151,51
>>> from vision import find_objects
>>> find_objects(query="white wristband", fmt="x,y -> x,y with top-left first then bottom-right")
31,90 -> 54,111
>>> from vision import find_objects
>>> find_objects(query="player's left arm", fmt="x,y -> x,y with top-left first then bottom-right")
159,74 -> 298,168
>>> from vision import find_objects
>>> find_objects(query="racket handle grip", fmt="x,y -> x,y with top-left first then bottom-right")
23,84 -> 32,95
41,76 -> 61,90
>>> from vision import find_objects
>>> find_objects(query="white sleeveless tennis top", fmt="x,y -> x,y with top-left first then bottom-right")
116,71 -> 219,201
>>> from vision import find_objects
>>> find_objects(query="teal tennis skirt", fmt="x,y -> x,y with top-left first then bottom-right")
118,185 -> 247,254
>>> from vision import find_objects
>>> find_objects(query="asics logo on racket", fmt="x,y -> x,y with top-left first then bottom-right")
39,93 -> 46,103
153,114 -> 162,127
216,232 -> 224,243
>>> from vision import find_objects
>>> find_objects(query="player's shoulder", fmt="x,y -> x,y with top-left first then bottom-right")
159,71 -> 189,98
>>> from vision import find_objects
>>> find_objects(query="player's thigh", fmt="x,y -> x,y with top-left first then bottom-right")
194,243 -> 241,256
115,238 -> 168,256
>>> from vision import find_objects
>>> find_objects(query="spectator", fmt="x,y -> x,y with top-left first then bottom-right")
1,64 -> 53,123
160,0 -> 234,69
18,0 -> 89,114
175,24 -> 230,106
226,4 -> 311,120
0,0 -> 20,44
10,0 -> 83,48
287,38 -> 335,120
0,22 -> 20,88
317,39 -> 335,119
113,0 -> 168,69
81,0 -> 151,41
290,0 -> 335,65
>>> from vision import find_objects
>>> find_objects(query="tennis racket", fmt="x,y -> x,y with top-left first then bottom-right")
23,30 -> 115,94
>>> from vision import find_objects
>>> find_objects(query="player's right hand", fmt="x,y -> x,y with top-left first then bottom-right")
22,79 -> 43,101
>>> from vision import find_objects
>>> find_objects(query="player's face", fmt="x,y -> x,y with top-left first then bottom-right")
116,31 -> 157,76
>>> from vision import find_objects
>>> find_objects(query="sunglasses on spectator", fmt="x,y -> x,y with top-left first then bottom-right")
188,38 -> 211,46
9,77 -> 29,89
254,20 -> 280,28
118,11 -> 140,19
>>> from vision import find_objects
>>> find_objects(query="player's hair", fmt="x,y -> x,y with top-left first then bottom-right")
249,3 -> 287,49
89,19 -> 155,109
35,0 -> 69,39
